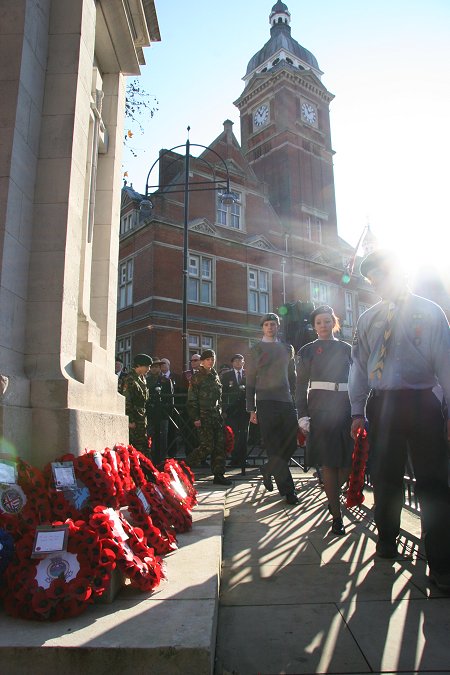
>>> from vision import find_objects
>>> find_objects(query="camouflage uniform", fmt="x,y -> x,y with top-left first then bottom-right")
186,366 -> 226,475
123,369 -> 149,454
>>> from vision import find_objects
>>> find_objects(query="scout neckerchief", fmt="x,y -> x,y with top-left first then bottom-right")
369,301 -> 396,381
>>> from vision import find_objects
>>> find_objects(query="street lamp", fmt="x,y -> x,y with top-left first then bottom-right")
140,127 -> 236,370
281,258 -> 287,304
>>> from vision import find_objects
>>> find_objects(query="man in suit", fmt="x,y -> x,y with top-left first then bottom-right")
146,358 -> 173,465
181,354 -> 201,389
115,355 -> 128,394
160,357 -> 179,458
221,354 -> 250,468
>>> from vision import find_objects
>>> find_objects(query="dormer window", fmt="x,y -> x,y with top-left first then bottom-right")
120,210 -> 136,235
272,58 -> 280,66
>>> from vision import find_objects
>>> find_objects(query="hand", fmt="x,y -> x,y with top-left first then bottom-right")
298,417 -> 310,434
194,419 -> 201,428
129,422 -> 136,430
249,411 -> 257,425
351,417 -> 365,440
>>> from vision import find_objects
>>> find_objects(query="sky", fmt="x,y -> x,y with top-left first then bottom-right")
123,0 -> 450,279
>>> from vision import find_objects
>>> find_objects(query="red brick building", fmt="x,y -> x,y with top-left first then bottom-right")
117,2 -> 377,372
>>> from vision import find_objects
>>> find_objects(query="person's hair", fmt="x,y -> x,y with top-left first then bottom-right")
310,305 -> 340,334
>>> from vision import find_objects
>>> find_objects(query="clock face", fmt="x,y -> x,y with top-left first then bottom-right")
301,101 -> 317,125
253,104 -> 269,127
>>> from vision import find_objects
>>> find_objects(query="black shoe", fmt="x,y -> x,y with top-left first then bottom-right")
428,570 -> 450,594
285,493 -> 299,505
213,474 -> 232,486
376,541 -> 398,559
261,467 -> 273,492
331,517 -> 346,535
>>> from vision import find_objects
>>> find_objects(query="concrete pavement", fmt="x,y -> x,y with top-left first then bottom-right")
215,467 -> 450,675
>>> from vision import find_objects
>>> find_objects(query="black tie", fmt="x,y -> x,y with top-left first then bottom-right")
237,371 -> 242,384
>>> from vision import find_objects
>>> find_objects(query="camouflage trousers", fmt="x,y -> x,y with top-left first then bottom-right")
129,421 -> 149,455
186,416 -> 226,475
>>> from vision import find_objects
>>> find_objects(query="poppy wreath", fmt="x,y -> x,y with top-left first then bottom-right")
44,451 -> 120,522
112,444 -> 135,495
131,450 -> 193,533
103,448 -> 127,506
346,428 -> 370,508
297,428 -> 307,448
140,458 -> 193,533
177,459 -> 195,486
158,471 -> 193,531
0,456 -> 52,539
73,451 -> 119,509
3,518 -> 115,621
224,424 -> 235,455
43,454 -> 91,522
89,506 -> 164,592
0,528 -> 14,596
126,445 -> 153,487
126,488 -> 178,555
134,481 -> 181,539
161,459 -> 197,511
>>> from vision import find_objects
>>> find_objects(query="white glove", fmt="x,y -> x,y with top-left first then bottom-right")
298,416 -> 310,433
0,374 -> 8,396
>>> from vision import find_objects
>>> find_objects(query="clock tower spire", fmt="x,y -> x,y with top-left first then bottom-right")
234,2 -> 338,248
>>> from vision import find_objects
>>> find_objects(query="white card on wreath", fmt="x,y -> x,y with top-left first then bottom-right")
32,524 -> 69,558
0,461 -> 17,484
51,461 -> 77,490
104,507 -> 129,541
136,487 -> 151,513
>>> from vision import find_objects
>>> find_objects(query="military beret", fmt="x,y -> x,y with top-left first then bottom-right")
260,312 -> 280,326
360,249 -> 398,279
133,353 -> 153,367
200,349 -> 216,361
150,357 -> 163,365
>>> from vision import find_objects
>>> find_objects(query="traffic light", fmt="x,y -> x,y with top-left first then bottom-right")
279,301 -> 316,351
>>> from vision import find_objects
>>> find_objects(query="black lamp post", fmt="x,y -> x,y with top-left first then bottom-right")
140,128 -> 236,371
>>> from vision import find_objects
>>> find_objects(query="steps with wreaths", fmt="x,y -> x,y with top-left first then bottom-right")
0,486 -> 226,675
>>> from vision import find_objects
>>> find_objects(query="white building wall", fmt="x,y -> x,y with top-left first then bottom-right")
0,0 -> 158,465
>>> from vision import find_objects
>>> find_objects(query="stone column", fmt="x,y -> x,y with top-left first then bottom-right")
0,0 -> 129,466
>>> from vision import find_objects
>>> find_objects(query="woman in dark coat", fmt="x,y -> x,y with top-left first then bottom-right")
296,306 -> 353,535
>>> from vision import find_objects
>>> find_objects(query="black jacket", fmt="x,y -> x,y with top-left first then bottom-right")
220,369 -> 247,416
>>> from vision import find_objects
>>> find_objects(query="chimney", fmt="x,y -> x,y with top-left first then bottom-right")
223,119 -> 234,143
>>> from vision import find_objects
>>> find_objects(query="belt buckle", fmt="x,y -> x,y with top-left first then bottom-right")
334,383 -> 339,392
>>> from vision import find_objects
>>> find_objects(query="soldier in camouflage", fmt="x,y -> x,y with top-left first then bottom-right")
186,349 -> 232,486
123,354 -> 152,454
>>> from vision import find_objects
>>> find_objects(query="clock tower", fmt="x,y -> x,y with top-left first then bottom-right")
234,2 -> 338,248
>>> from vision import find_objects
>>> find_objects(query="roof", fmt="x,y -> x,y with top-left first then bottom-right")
246,22 -> 319,77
